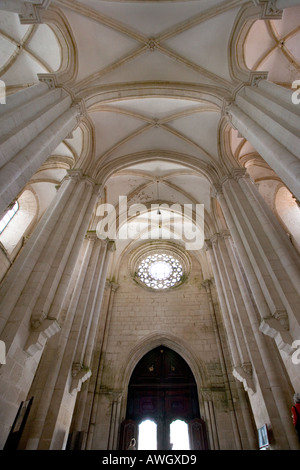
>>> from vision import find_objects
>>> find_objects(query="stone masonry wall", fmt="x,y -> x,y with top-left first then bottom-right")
90,250 -> 241,449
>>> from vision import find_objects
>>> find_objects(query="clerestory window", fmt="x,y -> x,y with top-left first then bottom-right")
0,201 -> 19,235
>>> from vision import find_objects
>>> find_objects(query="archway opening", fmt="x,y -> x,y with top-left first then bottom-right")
120,346 -> 208,450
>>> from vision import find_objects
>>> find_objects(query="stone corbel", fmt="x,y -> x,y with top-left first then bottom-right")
107,240 -> 116,252
252,0 -> 282,19
19,0 -> 52,24
221,99 -> 237,129
70,362 -> 92,394
220,229 -> 231,241
85,230 -> 98,242
211,183 -> 223,200
259,312 -> 294,355
38,72 -> 58,90
38,73 -> 86,127
233,362 -> 255,395
107,280 -> 119,293
249,71 -> 269,88
24,317 -> 60,356
230,168 -> 248,182
72,98 -> 87,124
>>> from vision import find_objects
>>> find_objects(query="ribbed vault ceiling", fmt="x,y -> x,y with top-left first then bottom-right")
57,0 -> 247,218
1,1 -> 300,252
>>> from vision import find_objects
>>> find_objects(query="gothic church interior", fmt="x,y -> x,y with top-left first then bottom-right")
0,0 -> 300,451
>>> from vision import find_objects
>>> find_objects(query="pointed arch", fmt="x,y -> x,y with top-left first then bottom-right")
116,332 -> 211,415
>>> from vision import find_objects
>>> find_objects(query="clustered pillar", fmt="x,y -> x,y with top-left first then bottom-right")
0,170 -> 101,448
226,79 -> 300,200
208,169 -> 300,449
17,237 -> 116,450
0,80 -> 83,217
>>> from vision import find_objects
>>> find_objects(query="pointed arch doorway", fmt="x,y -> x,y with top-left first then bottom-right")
119,346 -> 208,450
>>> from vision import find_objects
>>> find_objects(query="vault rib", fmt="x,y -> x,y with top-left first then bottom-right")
157,0 -> 246,42
159,123 -> 217,164
97,123 -> 155,163
156,44 -> 234,91
74,45 -> 148,92
55,0 -> 148,43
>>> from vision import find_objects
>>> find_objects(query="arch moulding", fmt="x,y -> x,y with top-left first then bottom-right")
114,332 -> 211,421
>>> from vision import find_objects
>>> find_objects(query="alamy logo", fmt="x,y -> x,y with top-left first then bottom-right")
291,80 -> 300,105
0,80 -> 6,105
292,340 -> 300,365
96,197 -> 205,251
0,340 -> 6,365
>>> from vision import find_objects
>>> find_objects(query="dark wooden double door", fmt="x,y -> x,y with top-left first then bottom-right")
120,346 -> 208,450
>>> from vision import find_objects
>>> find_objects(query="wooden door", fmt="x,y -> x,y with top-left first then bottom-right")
120,346 -> 208,450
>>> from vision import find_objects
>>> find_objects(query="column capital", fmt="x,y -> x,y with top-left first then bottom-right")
85,230 -> 98,242
72,97 -> 88,121
233,363 -> 255,395
200,389 -> 213,402
274,310 -> 289,331
19,0 -> 53,24
211,182 -> 223,199
201,278 -> 212,291
38,72 -> 58,90
70,362 -> 92,394
220,229 -> 231,240
98,238 -> 116,252
38,73 -> 87,122
221,98 -> 237,129
92,182 -> 104,198
204,234 -> 220,251
221,168 -> 248,186
210,233 -> 220,245
252,0 -> 282,19
66,168 -> 84,181
107,240 -> 116,252
106,280 -> 119,292
64,170 -> 96,189
222,72 -> 268,125
204,239 -> 212,251
248,71 -> 269,88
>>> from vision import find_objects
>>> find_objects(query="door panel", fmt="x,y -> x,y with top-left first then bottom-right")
121,346 -> 208,450
119,419 -> 137,450
189,418 -> 209,450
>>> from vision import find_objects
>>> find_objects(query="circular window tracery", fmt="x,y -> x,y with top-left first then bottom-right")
136,253 -> 183,290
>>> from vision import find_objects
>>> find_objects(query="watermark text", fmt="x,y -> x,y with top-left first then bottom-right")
292,80 -> 300,105
0,340 -> 6,364
96,197 -> 204,251
0,80 -> 6,105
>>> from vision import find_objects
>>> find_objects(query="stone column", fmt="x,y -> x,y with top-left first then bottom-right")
206,233 -> 296,449
0,78 -> 82,217
213,176 -> 300,449
216,170 -> 300,357
0,0 -> 52,23
85,278 -> 119,450
17,239 -> 116,450
68,278 -> 118,449
226,78 -> 300,200
107,392 -> 123,450
201,391 -> 219,450
0,170 -> 100,449
206,237 -> 255,394
202,277 -> 243,450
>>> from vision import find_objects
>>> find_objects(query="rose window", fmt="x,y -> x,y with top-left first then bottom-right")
136,253 -> 183,290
